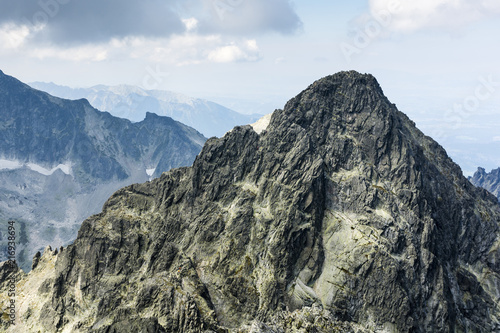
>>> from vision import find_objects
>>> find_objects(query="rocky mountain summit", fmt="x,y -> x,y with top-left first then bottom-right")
1,71 -> 499,332
0,70 -> 206,271
470,167 -> 500,201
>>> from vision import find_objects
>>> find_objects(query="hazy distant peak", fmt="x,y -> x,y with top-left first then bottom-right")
89,84 -> 149,96
28,81 -> 262,137
469,166 -> 500,200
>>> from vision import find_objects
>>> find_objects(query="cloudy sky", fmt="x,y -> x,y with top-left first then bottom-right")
1,0 -> 499,175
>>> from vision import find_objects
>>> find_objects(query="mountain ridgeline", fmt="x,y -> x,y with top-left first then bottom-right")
1,72 -> 500,332
29,82 -> 262,138
1,71 -> 205,181
470,167 -> 500,201
0,69 -> 206,271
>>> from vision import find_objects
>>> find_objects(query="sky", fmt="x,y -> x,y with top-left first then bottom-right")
0,0 -> 499,175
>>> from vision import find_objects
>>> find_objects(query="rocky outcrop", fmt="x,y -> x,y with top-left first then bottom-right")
1,71 -> 499,332
470,167 -> 500,201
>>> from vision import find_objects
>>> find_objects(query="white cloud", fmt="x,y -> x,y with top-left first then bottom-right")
137,35 -> 261,65
195,0 -> 302,35
1,25 -> 262,65
0,23 -> 31,50
0,21 -> 110,61
456,135 -> 478,142
208,45 -> 245,63
368,0 -> 500,33
0,0 -> 185,45
182,18 -> 199,32
0,1 -> 301,47
31,45 -> 109,62
0,3 -> 275,66
208,40 -> 261,63
245,39 -> 259,51
493,136 -> 500,142
130,34 -> 223,65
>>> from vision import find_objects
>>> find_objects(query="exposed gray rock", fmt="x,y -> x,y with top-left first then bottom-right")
1,71 -> 499,332
470,167 -> 500,201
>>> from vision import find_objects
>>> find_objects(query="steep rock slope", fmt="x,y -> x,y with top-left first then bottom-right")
29,82 -> 262,138
0,70 -> 206,271
1,72 -> 500,332
470,167 -> 500,201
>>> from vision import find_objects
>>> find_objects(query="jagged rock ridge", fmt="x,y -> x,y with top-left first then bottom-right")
1,71 -> 499,332
0,69 -> 206,271
470,167 -> 500,201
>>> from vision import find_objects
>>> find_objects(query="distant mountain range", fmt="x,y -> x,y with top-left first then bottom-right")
0,70 -> 206,271
469,167 -> 500,201
29,82 -> 262,138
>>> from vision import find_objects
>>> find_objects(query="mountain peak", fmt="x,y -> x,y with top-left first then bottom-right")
2,72 -> 500,332
310,70 -> 381,91
144,111 -> 159,119
273,71 -> 390,133
470,166 -> 500,201
296,70 -> 383,104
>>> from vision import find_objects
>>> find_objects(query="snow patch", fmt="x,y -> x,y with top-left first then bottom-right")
146,168 -> 155,177
27,162 -> 72,176
0,159 -> 72,175
146,168 -> 156,180
0,159 -> 23,170
250,113 -> 272,134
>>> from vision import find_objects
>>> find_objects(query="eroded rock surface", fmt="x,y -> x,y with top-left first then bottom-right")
1,72 -> 499,332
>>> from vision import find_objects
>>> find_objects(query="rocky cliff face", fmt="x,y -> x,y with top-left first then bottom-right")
0,70 -> 206,271
470,167 -> 500,201
1,71 -> 499,332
